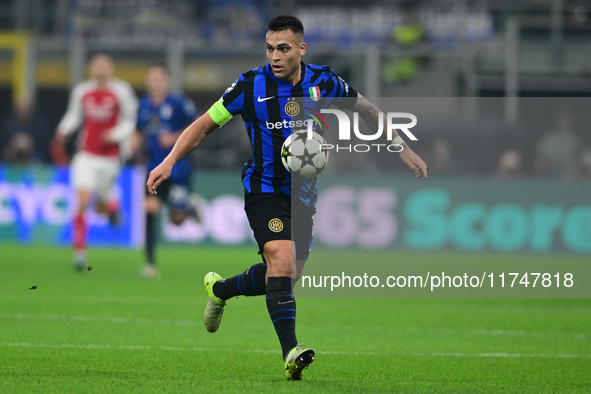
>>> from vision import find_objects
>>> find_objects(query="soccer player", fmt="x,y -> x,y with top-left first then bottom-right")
54,52 -> 138,269
147,15 -> 427,380
134,63 -> 198,278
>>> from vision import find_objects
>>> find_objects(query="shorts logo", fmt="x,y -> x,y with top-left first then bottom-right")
268,218 -> 284,233
284,99 -> 300,116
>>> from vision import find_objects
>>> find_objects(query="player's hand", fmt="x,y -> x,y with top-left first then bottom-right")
146,160 -> 173,195
102,132 -> 117,144
50,133 -> 69,165
399,146 -> 428,179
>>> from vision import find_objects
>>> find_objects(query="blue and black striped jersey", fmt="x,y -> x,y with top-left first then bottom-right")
217,61 -> 358,203
137,93 -> 198,182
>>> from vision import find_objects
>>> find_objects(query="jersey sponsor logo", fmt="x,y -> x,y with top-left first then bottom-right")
83,97 -> 116,122
284,99 -> 300,116
268,218 -> 284,233
265,118 -> 313,130
257,96 -> 275,102
309,86 -> 321,101
160,104 -> 173,120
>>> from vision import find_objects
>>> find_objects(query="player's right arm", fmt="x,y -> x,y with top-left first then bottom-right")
55,83 -> 84,140
50,83 -> 84,163
147,111 -> 220,195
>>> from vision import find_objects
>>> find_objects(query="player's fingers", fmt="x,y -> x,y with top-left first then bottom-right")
412,159 -> 427,179
417,162 -> 428,179
414,166 -> 422,179
146,173 -> 159,195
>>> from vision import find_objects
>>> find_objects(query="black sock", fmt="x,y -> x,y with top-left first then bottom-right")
146,213 -> 157,265
213,263 -> 267,300
266,276 -> 297,359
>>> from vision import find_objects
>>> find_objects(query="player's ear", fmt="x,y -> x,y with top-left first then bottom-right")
299,42 -> 306,56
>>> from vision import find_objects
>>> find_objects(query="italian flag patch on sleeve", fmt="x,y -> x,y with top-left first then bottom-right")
309,86 -> 321,101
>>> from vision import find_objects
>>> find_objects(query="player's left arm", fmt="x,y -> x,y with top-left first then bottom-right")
353,94 -> 428,179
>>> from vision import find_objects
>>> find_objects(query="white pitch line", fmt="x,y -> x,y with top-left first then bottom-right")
1,343 -> 589,359
0,312 -> 197,326
414,352 -> 591,359
0,293 -> 195,305
2,312 -> 586,340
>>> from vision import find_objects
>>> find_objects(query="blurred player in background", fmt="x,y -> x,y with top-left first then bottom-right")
54,52 -> 138,270
147,16 -> 427,380
134,63 -> 198,279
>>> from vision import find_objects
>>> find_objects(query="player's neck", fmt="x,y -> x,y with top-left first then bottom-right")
95,77 -> 110,90
283,63 -> 302,86
150,92 -> 168,105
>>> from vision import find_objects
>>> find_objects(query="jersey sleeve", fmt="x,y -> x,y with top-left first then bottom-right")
57,83 -> 85,135
135,98 -> 150,132
207,73 -> 249,127
181,96 -> 198,126
329,68 -> 358,110
110,81 -> 139,143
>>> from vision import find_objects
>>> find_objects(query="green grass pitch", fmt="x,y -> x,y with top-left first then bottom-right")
1,244 -> 589,393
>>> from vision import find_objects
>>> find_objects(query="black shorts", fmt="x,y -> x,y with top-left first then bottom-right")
244,192 -> 316,261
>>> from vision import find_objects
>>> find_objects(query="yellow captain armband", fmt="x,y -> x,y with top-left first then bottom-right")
207,99 -> 233,127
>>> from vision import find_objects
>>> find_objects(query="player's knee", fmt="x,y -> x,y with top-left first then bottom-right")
145,196 -> 160,214
263,241 -> 294,277
95,200 -> 107,214
77,190 -> 91,213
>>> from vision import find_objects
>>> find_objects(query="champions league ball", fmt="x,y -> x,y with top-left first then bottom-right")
281,130 -> 329,178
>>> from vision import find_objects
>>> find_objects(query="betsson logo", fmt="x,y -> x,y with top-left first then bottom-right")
266,119 -> 314,130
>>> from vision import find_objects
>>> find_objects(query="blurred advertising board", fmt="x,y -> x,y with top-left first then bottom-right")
167,173 -> 590,254
0,165 -> 145,247
0,167 -> 588,254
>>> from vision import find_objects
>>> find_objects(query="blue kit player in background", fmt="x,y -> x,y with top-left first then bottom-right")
134,63 -> 198,278
147,16 -> 427,380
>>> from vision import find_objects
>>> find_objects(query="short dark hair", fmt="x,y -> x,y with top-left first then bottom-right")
266,15 -> 304,39
88,50 -> 112,62
149,61 -> 169,74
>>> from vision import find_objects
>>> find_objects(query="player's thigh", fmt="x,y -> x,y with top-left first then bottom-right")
95,157 -> 121,202
71,152 -> 99,193
244,192 -> 292,257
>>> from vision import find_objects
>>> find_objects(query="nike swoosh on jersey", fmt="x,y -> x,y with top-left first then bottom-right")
277,300 -> 294,305
257,96 -> 275,102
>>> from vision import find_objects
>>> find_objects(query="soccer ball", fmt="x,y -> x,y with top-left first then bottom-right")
281,130 -> 329,178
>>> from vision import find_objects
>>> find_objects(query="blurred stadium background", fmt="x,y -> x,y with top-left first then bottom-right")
0,0 -> 590,250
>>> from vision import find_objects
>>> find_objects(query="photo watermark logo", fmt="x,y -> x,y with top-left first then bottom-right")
304,109 -> 419,153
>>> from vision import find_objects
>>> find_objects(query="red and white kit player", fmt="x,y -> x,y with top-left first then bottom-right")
54,52 -> 138,269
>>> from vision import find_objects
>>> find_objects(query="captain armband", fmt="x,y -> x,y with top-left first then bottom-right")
207,99 -> 233,127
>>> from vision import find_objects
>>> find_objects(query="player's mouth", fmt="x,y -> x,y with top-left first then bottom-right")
272,64 -> 283,73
